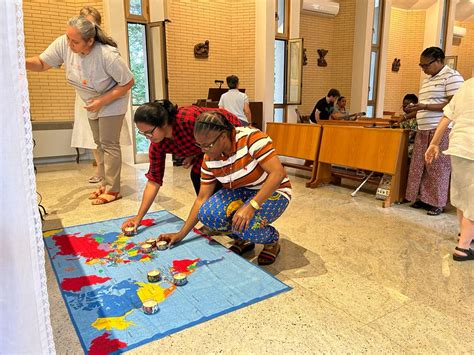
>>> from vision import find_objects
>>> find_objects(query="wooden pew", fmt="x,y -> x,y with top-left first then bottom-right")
266,122 -> 322,187
311,125 -> 409,207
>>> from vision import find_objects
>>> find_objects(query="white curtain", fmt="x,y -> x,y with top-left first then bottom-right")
0,1 -> 55,353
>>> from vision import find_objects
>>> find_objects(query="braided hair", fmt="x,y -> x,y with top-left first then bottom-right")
194,111 -> 234,137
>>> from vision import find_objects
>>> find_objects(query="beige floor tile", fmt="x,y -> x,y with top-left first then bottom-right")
36,160 -> 472,353
364,301 -> 474,353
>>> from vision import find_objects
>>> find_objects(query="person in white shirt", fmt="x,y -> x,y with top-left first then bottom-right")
404,47 -> 464,216
218,75 -> 251,126
26,16 -> 134,205
425,78 -> 474,262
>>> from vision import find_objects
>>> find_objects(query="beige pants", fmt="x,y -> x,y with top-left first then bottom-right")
88,115 -> 124,193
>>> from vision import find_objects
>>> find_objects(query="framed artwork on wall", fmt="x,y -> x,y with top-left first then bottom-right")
445,56 -> 458,70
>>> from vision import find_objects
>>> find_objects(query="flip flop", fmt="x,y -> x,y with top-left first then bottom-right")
427,207 -> 444,216
91,192 -> 122,205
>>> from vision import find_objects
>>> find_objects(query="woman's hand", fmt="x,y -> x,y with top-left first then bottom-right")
121,216 -> 141,233
425,144 -> 440,165
84,97 -> 106,112
232,204 -> 256,233
157,232 -> 185,247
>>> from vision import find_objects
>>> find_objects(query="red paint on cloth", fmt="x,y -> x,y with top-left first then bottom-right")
61,275 -> 111,292
172,258 -> 200,273
88,332 -> 127,355
125,243 -> 136,250
53,233 -> 110,259
140,219 -> 155,227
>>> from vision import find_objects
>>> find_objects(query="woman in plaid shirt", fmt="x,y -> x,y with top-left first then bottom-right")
121,100 -> 240,232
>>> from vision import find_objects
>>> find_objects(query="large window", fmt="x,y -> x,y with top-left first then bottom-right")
125,1 -> 168,161
367,0 -> 384,117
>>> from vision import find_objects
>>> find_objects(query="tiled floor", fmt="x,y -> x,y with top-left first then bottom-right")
37,160 -> 473,354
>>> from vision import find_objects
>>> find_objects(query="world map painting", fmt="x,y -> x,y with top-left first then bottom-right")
44,210 -> 290,354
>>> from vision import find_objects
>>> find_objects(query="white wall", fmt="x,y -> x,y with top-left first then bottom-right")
103,0 -> 135,165
350,0 -> 374,114
255,0 -> 275,129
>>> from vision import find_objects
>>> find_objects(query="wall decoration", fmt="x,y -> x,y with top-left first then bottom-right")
194,40 -> 210,58
391,58 -> 401,72
303,48 -> 308,66
317,49 -> 328,67
445,56 -> 457,70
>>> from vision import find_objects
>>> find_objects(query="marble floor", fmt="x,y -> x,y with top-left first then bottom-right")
36,160 -> 473,354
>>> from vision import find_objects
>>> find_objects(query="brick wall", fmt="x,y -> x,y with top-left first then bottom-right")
298,0 -> 356,116
24,0 -> 104,121
166,0 -> 256,106
450,21 -> 474,80
383,8 -> 425,113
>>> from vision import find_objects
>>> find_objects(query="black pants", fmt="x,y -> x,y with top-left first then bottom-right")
190,170 -> 222,195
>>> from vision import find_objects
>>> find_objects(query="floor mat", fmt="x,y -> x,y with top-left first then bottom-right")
44,210 -> 290,354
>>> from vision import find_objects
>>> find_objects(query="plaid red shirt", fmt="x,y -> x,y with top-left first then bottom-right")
145,106 -> 241,186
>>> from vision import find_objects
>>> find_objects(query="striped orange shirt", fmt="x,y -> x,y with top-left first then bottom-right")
200,127 -> 292,200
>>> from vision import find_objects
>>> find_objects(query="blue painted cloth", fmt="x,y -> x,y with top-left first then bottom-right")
43,210 -> 290,354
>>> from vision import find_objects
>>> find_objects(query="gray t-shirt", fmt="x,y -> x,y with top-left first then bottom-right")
40,35 -> 134,119
218,89 -> 249,123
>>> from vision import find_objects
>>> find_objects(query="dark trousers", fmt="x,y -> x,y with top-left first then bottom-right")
190,170 -> 222,195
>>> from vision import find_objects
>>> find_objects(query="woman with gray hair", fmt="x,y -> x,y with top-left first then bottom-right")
26,16 -> 134,205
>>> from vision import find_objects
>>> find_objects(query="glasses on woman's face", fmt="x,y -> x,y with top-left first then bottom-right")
195,132 -> 223,151
137,126 -> 157,138
419,59 -> 436,69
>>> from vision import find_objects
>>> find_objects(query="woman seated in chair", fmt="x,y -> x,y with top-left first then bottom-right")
157,111 -> 292,265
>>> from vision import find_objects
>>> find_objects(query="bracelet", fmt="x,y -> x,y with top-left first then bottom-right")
249,199 -> 260,210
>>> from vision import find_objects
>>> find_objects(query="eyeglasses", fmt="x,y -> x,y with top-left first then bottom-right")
137,126 -> 157,138
419,59 -> 437,69
194,132 -> 223,150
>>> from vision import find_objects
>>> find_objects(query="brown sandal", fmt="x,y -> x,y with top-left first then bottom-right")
258,242 -> 280,265
88,186 -> 105,200
229,238 -> 255,255
91,192 -> 122,205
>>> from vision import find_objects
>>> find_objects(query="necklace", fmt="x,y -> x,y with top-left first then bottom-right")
220,153 -> 233,189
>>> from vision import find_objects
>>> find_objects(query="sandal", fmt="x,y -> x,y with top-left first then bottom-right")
410,201 -> 429,209
91,192 -> 122,205
258,242 -> 281,265
88,175 -> 103,183
427,207 -> 444,216
453,247 -> 474,262
229,238 -> 255,255
88,186 -> 105,200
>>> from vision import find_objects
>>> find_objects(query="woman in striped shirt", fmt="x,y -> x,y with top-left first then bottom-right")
158,111 -> 292,265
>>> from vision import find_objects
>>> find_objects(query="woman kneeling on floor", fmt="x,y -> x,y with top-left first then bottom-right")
157,111 -> 292,265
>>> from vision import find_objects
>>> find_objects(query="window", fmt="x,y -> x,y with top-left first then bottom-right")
127,23 -> 149,107
367,0 -> 384,118
125,0 -> 149,22
275,0 -> 289,38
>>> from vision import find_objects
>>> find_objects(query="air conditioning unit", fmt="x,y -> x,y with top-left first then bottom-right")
453,25 -> 466,38
302,0 -> 339,17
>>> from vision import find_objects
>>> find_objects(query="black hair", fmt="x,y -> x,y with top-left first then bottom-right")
134,99 -> 179,127
403,94 -> 418,104
226,75 -> 239,89
421,47 -> 445,62
327,88 -> 341,98
194,111 -> 234,137
337,96 -> 345,104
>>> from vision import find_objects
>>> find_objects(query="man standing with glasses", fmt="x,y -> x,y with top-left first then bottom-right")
404,47 -> 464,216
121,100 -> 240,232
